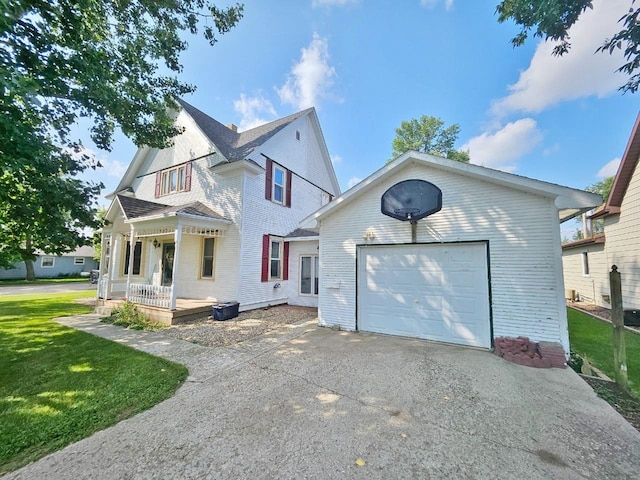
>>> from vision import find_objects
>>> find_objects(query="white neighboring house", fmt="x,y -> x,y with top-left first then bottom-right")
99,99 -> 339,320
300,151 -> 600,354
562,113 -> 640,309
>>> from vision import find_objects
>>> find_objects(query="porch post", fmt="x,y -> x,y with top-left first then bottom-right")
99,232 -> 110,299
125,225 -> 135,300
108,234 -> 121,298
169,223 -> 182,311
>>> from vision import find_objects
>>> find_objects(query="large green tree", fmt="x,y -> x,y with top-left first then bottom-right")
389,115 -> 470,163
496,0 -> 640,92
0,0 -> 243,279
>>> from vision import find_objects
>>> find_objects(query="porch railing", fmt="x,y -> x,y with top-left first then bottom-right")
128,283 -> 172,309
97,277 -> 109,299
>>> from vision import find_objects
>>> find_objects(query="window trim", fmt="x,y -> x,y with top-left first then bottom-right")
74,257 -> 85,265
272,165 -> 286,205
270,239 -> 283,280
122,240 -> 144,276
41,256 -> 55,268
200,237 -> 216,280
155,162 -> 192,197
299,255 -> 319,296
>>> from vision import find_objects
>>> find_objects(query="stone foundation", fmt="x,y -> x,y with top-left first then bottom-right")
494,336 -> 566,369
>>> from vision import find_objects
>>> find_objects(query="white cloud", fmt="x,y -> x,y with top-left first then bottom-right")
233,94 -> 277,130
312,0 -> 357,7
462,118 -> 543,171
278,33 -> 337,110
331,154 -> 343,165
420,0 -> 453,9
491,0 -> 628,116
68,145 -> 126,179
347,176 -> 362,188
597,157 -> 621,178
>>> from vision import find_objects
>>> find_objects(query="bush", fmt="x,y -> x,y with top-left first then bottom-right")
101,301 -> 165,331
567,350 -> 584,373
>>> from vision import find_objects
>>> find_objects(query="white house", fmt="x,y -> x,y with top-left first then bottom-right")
99,99 -> 339,321
562,113 -> 640,309
300,151 -> 600,353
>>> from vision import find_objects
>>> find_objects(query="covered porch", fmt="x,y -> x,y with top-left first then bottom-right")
98,195 -> 234,318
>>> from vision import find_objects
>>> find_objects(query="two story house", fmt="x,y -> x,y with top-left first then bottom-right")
98,99 -> 340,322
562,112 -> 640,310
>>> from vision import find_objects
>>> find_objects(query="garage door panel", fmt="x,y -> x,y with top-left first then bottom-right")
358,243 -> 491,348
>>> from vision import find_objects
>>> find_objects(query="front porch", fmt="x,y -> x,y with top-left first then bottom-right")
96,297 -> 215,325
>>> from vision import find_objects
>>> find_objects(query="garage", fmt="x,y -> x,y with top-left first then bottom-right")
300,151 -> 602,353
358,243 -> 491,348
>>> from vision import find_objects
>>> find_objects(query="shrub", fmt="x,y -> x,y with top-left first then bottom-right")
102,301 -> 165,331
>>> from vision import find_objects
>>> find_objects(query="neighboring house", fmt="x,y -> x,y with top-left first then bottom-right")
300,151 -> 600,354
99,99 -> 339,318
0,246 -> 98,279
562,113 -> 640,309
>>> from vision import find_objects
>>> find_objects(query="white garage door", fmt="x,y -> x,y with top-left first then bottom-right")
358,243 -> 491,348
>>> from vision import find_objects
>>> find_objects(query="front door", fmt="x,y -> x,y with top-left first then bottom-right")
162,243 -> 175,286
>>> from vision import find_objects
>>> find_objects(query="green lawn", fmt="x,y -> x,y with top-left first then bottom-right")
568,307 -> 640,396
0,292 -> 188,474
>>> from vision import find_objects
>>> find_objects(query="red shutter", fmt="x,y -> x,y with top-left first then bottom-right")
285,169 -> 292,208
283,242 -> 289,280
265,158 -> 273,200
155,171 -> 161,198
184,162 -> 192,191
261,234 -> 270,282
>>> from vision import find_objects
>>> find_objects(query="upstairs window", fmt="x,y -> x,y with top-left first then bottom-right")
155,162 -> 192,197
273,166 -> 285,204
264,158 -> 292,207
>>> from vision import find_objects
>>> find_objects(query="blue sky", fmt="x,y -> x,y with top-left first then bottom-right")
79,0 -> 638,217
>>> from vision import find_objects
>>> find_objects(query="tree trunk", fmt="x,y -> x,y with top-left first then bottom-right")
24,258 -> 35,281
23,235 -> 36,281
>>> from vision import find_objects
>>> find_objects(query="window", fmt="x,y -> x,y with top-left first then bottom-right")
41,256 -> 54,268
264,158 -> 292,207
155,162 -> 192,197
300,255 -> 319,295
295,130 -> 300,141
201,238 -> 215,279
273,166 -> 285,204
261,235 -> 289,282
270,240 -> 282,279
582,252 -> 590,276
74,257 -> 85,265
104,240 -> 111,274
123,241 -> 143,275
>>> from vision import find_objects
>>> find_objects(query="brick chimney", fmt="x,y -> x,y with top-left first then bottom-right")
226,123 -> 238,132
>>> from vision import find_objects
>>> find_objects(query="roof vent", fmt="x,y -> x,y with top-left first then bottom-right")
226,123 -> 238,132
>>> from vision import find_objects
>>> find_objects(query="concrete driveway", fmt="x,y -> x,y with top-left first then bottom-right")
5,315 -> 640,479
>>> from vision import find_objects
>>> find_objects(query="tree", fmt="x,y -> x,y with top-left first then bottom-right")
585,176 -> 614,202
389,115 -> 470,163
496,1 -> 640,92
0,0 -> 243,279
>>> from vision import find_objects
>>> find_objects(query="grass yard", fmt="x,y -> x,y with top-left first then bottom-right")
0,278 -> 89,285
0,292 -> 188,474
568,307 -> 640,397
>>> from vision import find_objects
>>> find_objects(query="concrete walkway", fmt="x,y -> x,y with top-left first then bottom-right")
5,314 -> 640,479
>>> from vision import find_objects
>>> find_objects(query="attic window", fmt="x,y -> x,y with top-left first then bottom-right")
296,130 -> 300,141
155,162 -> 192,197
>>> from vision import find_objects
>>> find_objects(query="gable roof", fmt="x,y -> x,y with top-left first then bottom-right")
114,195 -> 230,223
300,151 -> 602,228
591,112 -> 640,219
177,98 -> 313,162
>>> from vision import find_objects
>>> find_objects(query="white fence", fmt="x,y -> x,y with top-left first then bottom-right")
128,284 -> 172,309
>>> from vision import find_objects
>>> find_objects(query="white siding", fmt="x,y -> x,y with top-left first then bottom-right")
562,244 -> 610,306
603,156 -> 640,309
288,240 -> 319,307
319,163 -> 569,350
